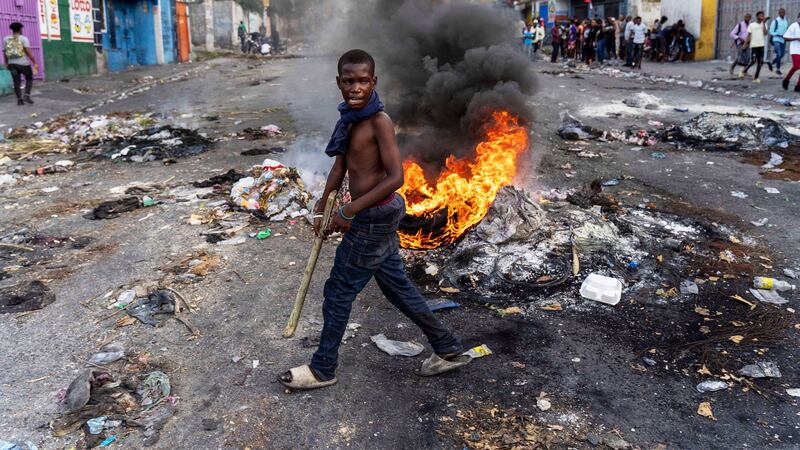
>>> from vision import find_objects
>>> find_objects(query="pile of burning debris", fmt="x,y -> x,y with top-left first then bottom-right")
401,180 -> 796,380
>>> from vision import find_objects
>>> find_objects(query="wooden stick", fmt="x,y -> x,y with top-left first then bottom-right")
0,242 -> 34,252
283,190 -> 337,338
571,244 -> 580,277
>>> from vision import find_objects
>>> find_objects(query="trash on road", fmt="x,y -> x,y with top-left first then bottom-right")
370,333 -> 425,357
696,380 -> 728,393
557,112 -> 604,140
762,152 -> 783,169
88,342 -> 125,365
580,273 -> 622,305
463,344 -> 493,359
730,191 -> 748,199
425,298 -> 460,312
229,159 -> 311,221
127,291 -> 176,326
753,277 -> 795,291
748,288 -> 788,305
679,280 -> 699,295
737,361 -> 782,378
137,371 -> 171,408
84,197 -> 142,220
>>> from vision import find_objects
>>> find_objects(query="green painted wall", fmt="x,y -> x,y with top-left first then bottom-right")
0,69 -> 11,95
42,0 -> 97,81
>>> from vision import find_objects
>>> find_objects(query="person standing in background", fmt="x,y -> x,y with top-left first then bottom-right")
741,11 -> 771,83
627,16 -> 647,69
551,20 -> 562,63
618,16 -> 631,60
729,14 -> 751,75
2,22 -> 38,106
522,22 -> 534,60
606,17 -> 618,63
237,21 -> 247,53
770,8 -> 789,75
782,12 -> 800,92
532,21 -> 545,61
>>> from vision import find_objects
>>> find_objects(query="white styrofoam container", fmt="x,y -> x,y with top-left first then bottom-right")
580,273 -> 622,306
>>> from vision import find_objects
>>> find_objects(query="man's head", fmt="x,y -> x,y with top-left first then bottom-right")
744,13 -> 751,23
756,11 -> 764,22
9,22 -> 23,33
626,16 -> 632,22
634,16 -> 641,25
661,16 -> 668,24
336,49 -> 376,110
778,8 -> 785,18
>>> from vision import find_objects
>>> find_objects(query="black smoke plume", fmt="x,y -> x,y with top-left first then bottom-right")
329,0 -> 535,164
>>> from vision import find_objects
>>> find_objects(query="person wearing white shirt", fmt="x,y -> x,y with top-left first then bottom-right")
741,11 -> 771,83
532,21 -> 545,61
624,17 -> 647,68
782,12 -> 800,92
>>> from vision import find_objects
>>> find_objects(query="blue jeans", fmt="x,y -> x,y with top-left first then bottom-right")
309,194 -> 461,379
597,39 -> 606,63
773,41 -> 786,72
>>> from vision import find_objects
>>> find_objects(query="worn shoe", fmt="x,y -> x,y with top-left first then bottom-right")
795,85 -> 800,93
23,95 -> 33,104
784,79 -> 790,90
738,71 -> 746,79
17,99 -> 24,106
767,62 -> 773,72
776,70 -> 782,76
753,78 -> 761,84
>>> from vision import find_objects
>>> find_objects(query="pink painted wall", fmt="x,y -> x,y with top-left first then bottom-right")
1,0 -> 45,79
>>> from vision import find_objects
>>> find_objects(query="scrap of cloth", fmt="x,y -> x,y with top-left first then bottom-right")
325,90 -> 385,157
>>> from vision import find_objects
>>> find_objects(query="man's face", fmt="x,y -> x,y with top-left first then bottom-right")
757,13 -> 764,22
779,9 -> 785,18
634,18 -> 641,25
745,14 -> 751,23
336,63 -> 376,111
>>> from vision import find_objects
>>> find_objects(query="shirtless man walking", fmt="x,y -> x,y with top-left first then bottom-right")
279,49 -> 469,390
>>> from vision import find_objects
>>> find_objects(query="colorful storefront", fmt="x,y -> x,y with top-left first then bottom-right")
38,0 -> 98,81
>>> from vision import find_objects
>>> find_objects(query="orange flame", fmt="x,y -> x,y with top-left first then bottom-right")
398,111 -> 528,249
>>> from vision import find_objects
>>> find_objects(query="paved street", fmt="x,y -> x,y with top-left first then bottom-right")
1,49 -> 799,449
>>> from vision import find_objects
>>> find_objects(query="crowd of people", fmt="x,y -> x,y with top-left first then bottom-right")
727,9 -> 800,91
518,10 -> 800,92
521,15 -> 695,69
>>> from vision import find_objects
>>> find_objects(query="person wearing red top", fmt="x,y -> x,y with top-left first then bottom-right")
551,22 -> 562,63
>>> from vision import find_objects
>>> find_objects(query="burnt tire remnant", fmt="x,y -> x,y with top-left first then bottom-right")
0,280 -> 56,313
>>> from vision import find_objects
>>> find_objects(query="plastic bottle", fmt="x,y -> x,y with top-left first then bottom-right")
753,277 -> 796,291
110,289 -> 136,309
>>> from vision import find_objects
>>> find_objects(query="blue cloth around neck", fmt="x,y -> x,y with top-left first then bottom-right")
325,90 -> 384,157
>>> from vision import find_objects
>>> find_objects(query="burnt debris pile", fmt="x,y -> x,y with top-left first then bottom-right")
665,112 -> 795,151
91,125 -> 212,162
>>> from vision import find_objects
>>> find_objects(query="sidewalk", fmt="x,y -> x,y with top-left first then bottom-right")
0,62 -> 204,130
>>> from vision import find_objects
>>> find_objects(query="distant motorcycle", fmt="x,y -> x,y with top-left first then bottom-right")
245,32 -> 271,55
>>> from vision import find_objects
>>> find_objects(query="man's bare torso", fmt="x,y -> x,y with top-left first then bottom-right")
346,112 -> 389,201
